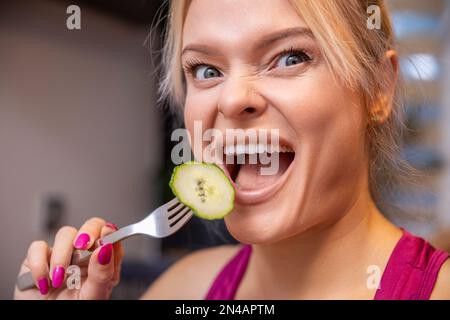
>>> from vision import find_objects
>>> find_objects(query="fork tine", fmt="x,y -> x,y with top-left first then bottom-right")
167,203 -> 187,219
168,205 -> 190,223
167,201 -> 185,213
164,197 -> 181,211
168,209 -> 193,232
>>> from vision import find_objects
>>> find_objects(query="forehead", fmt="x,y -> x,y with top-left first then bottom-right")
182,0 -> 308,48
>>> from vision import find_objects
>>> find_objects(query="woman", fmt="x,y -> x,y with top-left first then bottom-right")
15,0 -> 450,299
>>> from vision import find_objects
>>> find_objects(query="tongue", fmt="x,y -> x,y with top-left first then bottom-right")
235,153 -> 293,190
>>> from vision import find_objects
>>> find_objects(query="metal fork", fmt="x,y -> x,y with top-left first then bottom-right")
16,197 -> 193,291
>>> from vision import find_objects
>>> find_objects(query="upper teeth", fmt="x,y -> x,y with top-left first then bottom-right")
224,144 -> 294,156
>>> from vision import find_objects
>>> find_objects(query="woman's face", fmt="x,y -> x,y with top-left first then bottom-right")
182,0 -> 369,244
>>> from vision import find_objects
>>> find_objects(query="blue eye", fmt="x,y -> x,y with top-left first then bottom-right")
276,51 -> 311,68
195,66 -> 221,80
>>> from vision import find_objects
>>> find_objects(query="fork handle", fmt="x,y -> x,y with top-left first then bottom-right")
16,224 -> 137,291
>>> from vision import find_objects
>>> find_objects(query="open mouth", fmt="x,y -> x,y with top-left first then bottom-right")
218,141 -> 296,204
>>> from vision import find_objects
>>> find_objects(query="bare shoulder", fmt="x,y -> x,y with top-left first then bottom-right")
430,258 -> 450,299
141,244 -> 242,300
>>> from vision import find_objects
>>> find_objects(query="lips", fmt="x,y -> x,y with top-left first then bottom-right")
216,140 -> 296,205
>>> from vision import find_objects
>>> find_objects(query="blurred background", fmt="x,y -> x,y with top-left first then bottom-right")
0,0 -> 449,299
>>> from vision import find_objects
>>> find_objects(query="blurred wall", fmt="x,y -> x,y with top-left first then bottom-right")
437,2 -> 450,227
0,1 -> 163,298
386,0 -> 450,238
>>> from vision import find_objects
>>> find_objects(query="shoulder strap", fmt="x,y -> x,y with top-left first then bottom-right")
374,230 -> 449,300
204,244 -> 252,300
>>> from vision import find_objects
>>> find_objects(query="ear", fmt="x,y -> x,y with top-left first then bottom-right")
370,49 -> 399,125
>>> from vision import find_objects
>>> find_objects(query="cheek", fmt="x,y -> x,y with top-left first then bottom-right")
262,72 -> 368,218
261,68 -> 366,136
184,95 -> 203,130
184,87 -> 219,127
261,70 -> 367,167
184,91 -> 219,160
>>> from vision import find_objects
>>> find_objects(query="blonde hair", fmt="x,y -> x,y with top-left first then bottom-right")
157,0 -> 417,211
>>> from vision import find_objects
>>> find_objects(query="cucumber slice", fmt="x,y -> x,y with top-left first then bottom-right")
169,162 -> 235,220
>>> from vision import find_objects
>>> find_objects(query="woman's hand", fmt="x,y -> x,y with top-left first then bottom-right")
14,218 -> 124,300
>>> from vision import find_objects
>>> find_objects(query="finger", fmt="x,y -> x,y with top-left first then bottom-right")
49,226 -> 77,288
79,242 -> 115,300
26,241 -> 50,295
104,221 -> 118,232
101,223 -> 124,285
73,217 -> 106,250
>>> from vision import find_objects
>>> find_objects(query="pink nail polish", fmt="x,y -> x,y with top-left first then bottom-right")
74,233 -> 90,249
52,265 -> 65,288
98,243 -> 113,265
37,277 -> 49,295
105,222 -> 118,231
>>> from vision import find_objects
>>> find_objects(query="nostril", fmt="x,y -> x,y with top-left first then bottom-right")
244,107 -> 256,114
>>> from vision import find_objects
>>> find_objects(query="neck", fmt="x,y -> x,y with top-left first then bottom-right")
246,190 -> 402,299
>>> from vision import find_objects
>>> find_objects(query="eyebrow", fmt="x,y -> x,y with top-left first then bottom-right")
181,27 -> 314,57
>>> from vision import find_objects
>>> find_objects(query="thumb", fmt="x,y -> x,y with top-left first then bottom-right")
79,241 -> 115,300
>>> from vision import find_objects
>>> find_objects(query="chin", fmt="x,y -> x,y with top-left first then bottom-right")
224,201 -> 299,245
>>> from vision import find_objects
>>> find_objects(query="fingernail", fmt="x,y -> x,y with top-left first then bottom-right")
37,277 -> 49,295
74,233 -> 91,249
52,265 -> 65,288
105,222 -> 118,231
98,243 -> 113,265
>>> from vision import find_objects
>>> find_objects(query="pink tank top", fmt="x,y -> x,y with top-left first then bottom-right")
204,229 -> 449,300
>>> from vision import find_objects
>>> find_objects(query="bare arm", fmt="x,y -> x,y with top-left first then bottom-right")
430,259 -> 450,300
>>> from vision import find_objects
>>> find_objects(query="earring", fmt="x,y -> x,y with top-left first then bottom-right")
370,114 -> 380,122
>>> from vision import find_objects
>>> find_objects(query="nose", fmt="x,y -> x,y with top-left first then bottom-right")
217,75 -> 267,120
